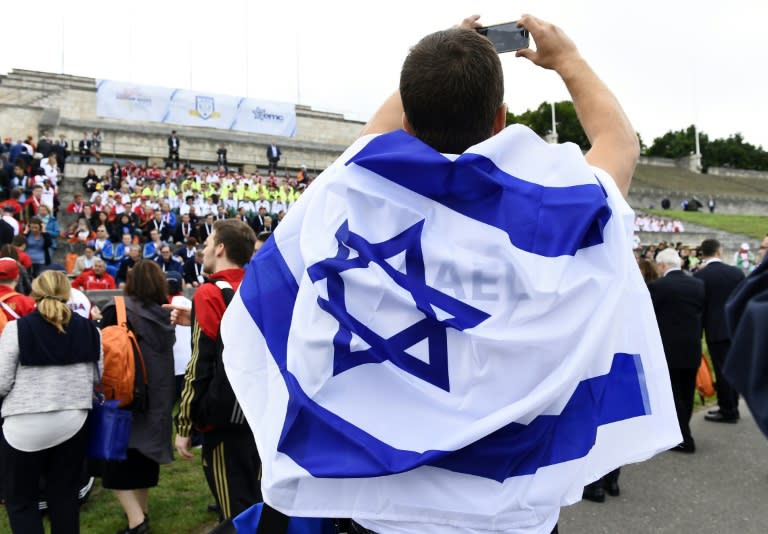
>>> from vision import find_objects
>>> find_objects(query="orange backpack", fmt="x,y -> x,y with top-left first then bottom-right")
100,296 -> 149,410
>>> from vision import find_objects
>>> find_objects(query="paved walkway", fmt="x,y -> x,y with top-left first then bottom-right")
559,406 -> 768,533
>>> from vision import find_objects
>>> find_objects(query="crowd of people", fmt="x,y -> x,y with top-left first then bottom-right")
0,132 -> 312,290
634,214 -> 686,233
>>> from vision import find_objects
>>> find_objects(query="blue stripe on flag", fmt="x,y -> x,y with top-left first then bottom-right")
242,239 -> 649,483
346,130 -> 611,257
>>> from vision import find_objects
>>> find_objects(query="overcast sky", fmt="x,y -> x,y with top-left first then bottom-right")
3,0 -> 765,150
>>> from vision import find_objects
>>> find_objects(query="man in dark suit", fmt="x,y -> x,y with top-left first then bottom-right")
648,247 -> 706,453
54,135 -> 69,173
266,141 -> 281,173
78,132 -> 92,162
174,213 -> 198,244
694,239 -> 745,423
168,130 -> 180,168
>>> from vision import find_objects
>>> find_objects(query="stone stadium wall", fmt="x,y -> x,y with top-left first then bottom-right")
0,68 -> 363,173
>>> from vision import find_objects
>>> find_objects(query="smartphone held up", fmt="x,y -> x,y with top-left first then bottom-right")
476,21 -> 529,53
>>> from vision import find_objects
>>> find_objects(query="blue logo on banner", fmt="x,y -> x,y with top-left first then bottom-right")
194,96 -> 215,120
307,220 -> 490,391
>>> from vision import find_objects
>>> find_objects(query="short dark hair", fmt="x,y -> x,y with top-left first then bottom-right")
700,239 -> 721,257
400,28 -> 504,154
124,260 -> 168,306
213,219 -> 256,267
256,231 -> 271,243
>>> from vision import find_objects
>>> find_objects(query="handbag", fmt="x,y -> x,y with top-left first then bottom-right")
696,353 -> 716,402
87,390 -> 133,461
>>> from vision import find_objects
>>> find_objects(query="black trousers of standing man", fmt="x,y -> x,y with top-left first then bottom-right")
708,340 -> 740,417
669,367 -> 698,447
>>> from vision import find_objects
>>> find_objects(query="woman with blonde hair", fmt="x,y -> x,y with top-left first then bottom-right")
0,270 -> 101,533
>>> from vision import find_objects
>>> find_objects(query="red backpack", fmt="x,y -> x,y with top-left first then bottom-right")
99,296 -> 148,410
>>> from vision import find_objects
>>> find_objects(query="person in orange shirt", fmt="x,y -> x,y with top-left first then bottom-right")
0,258 -> 35,322
70,258 -> 116,291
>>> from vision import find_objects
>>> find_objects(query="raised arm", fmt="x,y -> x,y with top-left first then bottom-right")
516,15 -> 639,197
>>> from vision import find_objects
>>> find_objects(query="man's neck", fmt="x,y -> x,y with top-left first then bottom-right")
214,259 -> 241,273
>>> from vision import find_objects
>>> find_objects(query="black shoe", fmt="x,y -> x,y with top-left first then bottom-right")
707,409 -> 721,415
116,517 -> 150,534
670,441 -> 696,453
605,481 -> 620,497
704,412 -> 739,423
582,485 -> 606,503
207,503 -> 220,514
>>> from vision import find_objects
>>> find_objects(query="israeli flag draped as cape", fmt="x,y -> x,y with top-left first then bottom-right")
222,126 -> 680,530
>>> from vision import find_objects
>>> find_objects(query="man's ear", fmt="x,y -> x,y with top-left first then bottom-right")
402,113 -> 415,134
492,104 -> 508,135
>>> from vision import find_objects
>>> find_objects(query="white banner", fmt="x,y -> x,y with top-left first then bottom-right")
96,80 -> 296,137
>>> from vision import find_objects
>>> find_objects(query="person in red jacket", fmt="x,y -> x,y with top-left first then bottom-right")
70,258 -> 116,290
0,258 -> 35,322
173,219 -> 260,522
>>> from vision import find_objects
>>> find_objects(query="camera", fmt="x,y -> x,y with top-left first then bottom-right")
477,21 -> 530,53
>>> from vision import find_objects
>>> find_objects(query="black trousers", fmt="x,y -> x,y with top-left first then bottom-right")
169,149 -> 180,167
708,340 -> 740,417
669,367 -> 698,446
1,422 -> 88,534
202,428 -> 263,521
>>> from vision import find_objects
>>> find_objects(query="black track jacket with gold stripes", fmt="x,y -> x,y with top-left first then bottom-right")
175,268 -> 248,437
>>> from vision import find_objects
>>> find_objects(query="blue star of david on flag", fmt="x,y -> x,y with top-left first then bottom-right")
306,220 -> 491,392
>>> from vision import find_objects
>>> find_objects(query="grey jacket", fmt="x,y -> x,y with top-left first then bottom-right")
102,297 -> 176,464
0,320 -> 102,418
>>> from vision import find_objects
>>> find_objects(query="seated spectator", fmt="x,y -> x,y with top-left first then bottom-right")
173,213 -> 197,244
155,245 -> 183,274
116,244 -> 142,288
183,250 -> 205,288
145,210 -> 172,242
197,214 -> 215,244
111,212 -> 139,242
71,258 -> 116,290
72,245 -> 97,276
66,217 -> 94,249
82,168 -> 99,193
175,237 -> 198,263
109,233 -> 134,276
66,192 -> 87,215
88,225 -> 114,262
143,228 -> 165,260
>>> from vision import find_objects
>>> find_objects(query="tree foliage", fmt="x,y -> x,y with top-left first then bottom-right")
506,101 -> 590,151
647,125 -> 768,171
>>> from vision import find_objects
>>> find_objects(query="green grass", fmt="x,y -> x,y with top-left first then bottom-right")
0,448 -> 217,534
644,209 -> 768,240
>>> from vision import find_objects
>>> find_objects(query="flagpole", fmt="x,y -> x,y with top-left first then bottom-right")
296,29 -> 301,105
244,0 -> 250,96
60,12 -> 65,74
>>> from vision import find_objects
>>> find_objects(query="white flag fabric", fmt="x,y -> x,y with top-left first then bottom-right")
222,125 -> 680,531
